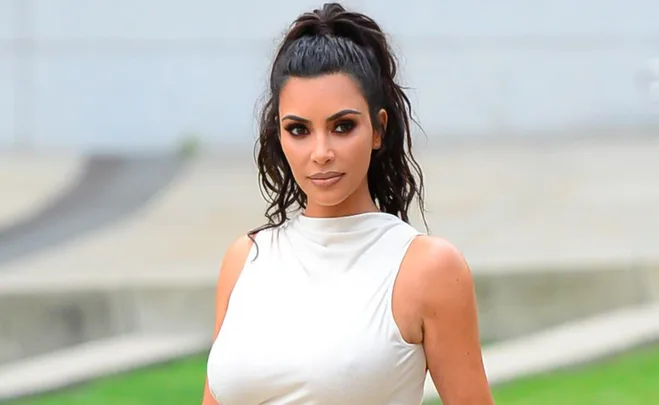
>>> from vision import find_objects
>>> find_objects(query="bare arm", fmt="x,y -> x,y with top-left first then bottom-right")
416,236 -> 494,405
201,235 -> 254,405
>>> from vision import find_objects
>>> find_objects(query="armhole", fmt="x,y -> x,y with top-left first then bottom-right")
385,231 -> 422,348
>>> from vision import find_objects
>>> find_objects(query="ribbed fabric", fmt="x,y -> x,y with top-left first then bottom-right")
207,212 -> 426,405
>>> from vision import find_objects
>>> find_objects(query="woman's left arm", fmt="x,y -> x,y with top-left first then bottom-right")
415,236 -> 494,405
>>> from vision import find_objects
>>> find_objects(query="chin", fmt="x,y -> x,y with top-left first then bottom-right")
309,196 -> 349,208
305,190 -> 352,209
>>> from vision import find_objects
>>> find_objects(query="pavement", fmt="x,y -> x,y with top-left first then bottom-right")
0,153 -> 84,231
413,135 -> 659,270
0,154 -> 184,267
0,155 -> 263,279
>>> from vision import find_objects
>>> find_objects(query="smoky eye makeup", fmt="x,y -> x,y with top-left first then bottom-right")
283,123 -> 309,136
283,119 -> 358,136
280,109 -> 361,137
334,119 -> 356,133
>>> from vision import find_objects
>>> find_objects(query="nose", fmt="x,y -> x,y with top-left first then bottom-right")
310,133 -> 334,165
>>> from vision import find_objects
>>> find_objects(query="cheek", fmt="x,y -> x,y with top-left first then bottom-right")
280,136 -> 306,175
348,132 -> 374,170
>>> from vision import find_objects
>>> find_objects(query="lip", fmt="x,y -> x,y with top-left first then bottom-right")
308,172 -> 344,187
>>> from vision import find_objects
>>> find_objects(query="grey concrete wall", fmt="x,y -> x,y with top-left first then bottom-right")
0,292 -> 120,364
0,287 -> 215,364
1,0 -> 658,151
474,267 -> 652,342
2,264 -> 657,364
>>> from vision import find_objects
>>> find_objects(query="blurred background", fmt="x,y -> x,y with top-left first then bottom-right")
1,0 -> 658,404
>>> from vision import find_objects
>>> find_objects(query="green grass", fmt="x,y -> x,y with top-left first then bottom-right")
493,343 -> 659,405
7,355 -> 208,405
428,344 -> 659,405
7,345 -> 659,405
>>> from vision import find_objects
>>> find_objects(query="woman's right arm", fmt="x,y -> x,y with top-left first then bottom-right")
201,235 -> 255,405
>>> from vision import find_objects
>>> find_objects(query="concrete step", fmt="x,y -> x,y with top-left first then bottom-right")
0,153 -> 83,231
0,281 -> 215,365
0,154 -> 184,266
0,332 -> 210,401
0,157 -> 264,279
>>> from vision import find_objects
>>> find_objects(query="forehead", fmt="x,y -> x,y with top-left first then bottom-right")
278,73 -> 368,115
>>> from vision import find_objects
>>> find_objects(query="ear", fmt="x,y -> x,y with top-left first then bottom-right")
373,108 -> 388,150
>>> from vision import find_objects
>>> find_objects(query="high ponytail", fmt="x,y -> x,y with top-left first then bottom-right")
251,2 -> 427,238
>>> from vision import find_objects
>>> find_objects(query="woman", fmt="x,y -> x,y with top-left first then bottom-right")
203,3 -> 493,404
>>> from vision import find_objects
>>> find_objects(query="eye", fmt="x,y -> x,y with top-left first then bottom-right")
334,120 -> 355,134
284,123 -> 309,137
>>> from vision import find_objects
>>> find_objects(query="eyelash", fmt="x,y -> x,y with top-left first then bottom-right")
284,124 -> 308,137
284,120 -> 356,137
335,120 -> 355,133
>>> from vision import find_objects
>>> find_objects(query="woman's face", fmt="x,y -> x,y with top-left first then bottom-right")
278,73 -> 386,217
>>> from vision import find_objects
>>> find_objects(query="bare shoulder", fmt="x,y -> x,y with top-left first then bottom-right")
216,234 -> 255,294
220,234 -> 255,274
407,235 -> 472,297
406,235 -> 478,327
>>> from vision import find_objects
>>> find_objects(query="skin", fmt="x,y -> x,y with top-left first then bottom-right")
202,73 -> 494,405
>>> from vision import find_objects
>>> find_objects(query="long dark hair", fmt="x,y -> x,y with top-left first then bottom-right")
250,2 -> 427,237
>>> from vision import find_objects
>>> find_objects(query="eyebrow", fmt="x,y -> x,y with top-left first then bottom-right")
281,109 -> 362,124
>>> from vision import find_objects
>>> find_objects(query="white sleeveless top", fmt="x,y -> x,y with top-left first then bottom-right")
207,212 -> 427,405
